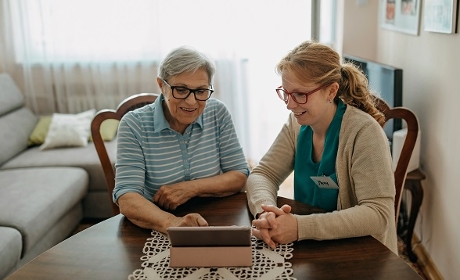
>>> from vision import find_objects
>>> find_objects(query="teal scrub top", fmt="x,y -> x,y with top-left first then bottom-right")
294,99 -> 346,212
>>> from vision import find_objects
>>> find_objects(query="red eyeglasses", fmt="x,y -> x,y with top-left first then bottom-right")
275,85 -> 326,104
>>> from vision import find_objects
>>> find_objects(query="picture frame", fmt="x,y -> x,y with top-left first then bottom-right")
380,0 -> 422,35
423,0 -> 459,33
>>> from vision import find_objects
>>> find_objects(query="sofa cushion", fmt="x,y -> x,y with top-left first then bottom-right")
89,119 -> 120,142
1,140 -> 117,192
29,116 -> 119,146
0,226 -> 22,280
40,109 -> 96,150
0,167 -> 88,257
27,115 -> 53,146
0,73 -> 24,116
27,115 -> 120,146
0,107 -> 38,166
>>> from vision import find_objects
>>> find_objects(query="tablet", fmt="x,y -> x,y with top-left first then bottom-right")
167,226 -> 252,247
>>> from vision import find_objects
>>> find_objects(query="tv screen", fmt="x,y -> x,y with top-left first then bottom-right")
343,54 -> 403,141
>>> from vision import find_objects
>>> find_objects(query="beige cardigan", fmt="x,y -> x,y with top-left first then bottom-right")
246,105 -> 398,254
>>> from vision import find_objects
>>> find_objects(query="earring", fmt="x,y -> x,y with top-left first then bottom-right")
328,99 -> 332,103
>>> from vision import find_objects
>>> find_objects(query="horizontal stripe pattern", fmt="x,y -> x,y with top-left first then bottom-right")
113,97 -> 249,202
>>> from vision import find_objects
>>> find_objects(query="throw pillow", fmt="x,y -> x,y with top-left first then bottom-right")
28,115 -> 52,146
89,119 -> 119,142
40,109 -> 96,150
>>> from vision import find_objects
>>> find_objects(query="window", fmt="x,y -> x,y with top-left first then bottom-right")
4,0 -> 336,162
10,0 -> 161,62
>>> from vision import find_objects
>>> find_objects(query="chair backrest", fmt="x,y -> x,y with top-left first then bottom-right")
91,93 -> 159,215
374,96 -> 419,223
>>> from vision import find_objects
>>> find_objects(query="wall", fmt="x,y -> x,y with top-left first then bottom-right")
340,0 -> 378,59
341,1 -> 460,279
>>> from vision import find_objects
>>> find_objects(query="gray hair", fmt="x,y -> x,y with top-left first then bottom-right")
158,46 -> 216,85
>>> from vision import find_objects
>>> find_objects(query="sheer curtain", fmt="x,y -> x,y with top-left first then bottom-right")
0,0 -> 313,162
2,0 -> 163,114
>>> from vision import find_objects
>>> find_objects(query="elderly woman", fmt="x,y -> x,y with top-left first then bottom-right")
114,46 -> 249,233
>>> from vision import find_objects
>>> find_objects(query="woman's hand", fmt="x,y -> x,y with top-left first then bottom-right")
252,210 -> 278,248
252,204 -> 297,249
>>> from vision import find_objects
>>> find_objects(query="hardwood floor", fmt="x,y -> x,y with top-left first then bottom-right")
398,237 -> 428,279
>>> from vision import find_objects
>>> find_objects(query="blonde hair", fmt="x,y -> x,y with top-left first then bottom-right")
276,41 -> 385,125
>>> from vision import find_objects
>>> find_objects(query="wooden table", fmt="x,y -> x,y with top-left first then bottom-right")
7,193 -> 422,279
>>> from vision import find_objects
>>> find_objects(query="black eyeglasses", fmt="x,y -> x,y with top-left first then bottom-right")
276,85 -> 326,104
162,79 -> 214,101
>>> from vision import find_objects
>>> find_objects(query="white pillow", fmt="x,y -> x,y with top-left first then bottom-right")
40,109 -> 96,150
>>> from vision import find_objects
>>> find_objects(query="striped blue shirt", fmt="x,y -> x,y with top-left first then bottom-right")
113,94 -> 249,202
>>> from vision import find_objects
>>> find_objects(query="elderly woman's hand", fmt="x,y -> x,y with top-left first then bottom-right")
168,213 -> 208,228
153,182 -> 197,210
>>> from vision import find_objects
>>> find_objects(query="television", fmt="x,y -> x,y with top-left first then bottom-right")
343,54 -> 403,141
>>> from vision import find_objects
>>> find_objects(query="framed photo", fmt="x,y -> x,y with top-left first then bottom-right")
424,0 -> 459,33
380,0 -> 422,35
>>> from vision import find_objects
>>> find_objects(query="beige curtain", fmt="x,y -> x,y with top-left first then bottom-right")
1,0 -> 315,162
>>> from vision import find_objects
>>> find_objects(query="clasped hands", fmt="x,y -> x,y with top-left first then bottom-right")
252,204 -> 298,249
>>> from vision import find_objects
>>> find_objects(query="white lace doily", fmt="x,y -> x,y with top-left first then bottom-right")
129,230 -> 296,280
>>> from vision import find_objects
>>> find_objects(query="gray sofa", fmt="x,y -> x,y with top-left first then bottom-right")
0,73 -> 116,279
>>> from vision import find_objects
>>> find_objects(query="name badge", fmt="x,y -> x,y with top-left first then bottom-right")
310,176 -> 339,189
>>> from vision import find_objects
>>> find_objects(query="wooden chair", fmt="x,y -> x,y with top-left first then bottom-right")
91,93 -> 159,215
374,96 -> 419,224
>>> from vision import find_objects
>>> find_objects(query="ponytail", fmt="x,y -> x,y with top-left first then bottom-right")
338,63 -> 385,126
